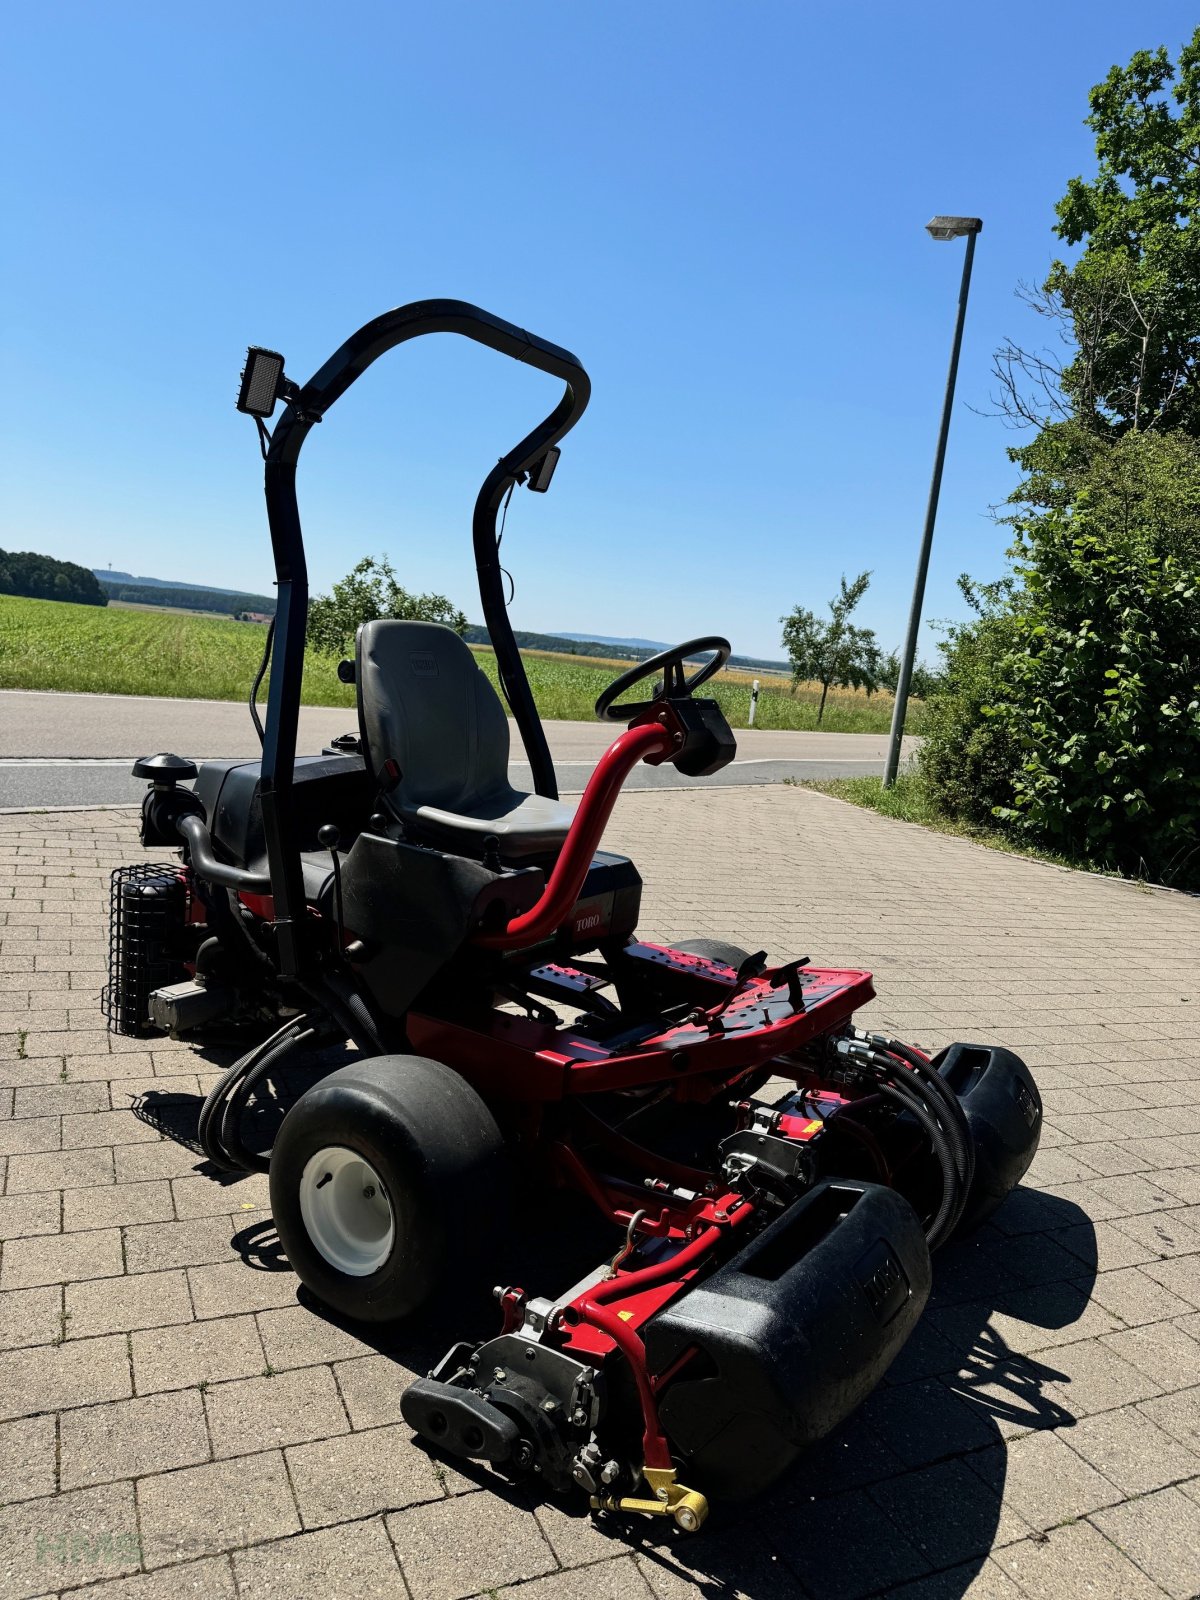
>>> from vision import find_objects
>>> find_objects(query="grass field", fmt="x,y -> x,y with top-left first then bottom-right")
0,594 -> 922,734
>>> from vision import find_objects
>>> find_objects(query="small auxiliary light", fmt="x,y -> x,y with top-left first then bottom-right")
236,347 -> 287,418
527,447 -> 560,493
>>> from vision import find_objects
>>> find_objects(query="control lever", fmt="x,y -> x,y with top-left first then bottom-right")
317,825 -> 346,956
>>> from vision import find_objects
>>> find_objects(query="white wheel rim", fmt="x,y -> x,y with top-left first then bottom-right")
298,1146 -> 396,1277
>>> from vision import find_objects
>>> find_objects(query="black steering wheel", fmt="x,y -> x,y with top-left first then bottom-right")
594,636 -> 732,722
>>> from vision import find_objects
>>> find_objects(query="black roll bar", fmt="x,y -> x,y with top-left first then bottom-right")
258,299 -> 591,977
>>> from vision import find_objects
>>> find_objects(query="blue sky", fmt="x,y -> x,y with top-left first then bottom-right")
3,3 -> 1195,661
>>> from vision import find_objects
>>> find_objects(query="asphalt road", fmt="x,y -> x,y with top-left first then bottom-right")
0,689 -> 916,808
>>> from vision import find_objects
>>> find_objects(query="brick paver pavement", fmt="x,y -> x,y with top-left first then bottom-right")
1,788 -> 1199,1600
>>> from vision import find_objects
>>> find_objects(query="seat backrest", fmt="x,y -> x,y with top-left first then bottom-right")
355,620 -> 511,810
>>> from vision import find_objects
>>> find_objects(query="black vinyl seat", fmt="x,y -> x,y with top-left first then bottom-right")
356,620 -> 576,861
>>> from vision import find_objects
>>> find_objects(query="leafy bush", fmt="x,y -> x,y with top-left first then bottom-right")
921,471 -> 1200,887
918,604 -> 1023,829
989,508 -> 1200,884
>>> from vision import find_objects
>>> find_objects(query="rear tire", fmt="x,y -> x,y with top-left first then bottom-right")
270,1054 -> 507,1323
671,938 -> 753,969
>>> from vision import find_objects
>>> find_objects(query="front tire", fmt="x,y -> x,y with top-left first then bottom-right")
270,1054 -> 507,1323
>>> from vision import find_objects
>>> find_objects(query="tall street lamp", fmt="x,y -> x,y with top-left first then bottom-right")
882,214 -> 983,788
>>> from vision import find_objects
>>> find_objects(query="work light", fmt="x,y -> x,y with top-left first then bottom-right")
236,347 -> 287,418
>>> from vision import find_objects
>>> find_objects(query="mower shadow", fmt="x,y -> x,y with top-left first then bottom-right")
132,1068 -> 1098,1599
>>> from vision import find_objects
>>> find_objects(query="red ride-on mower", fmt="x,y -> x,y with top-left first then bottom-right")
104,301 -> 1041,1532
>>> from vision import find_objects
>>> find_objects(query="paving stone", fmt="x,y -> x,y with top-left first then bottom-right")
1088,1264 -> 1197,1326
533,1498 -> 628,1568
969,1432 -> 1121,1530
1101,1319 -> 1200,1390
131,1312 -> 264,1394
1140,1385 -> 1200,1452
867,1378 -> 999,1467
1144,1253 -> 1200,1310
13,1079 -> 110,1117
1043,1336 -> 1163,1417
387,1491 -> 556,1600
6,1144 -> 115,1192
256,1304 -> 372,1369
768,1484 -> 930,1599
1053,1219 -> 1157,1273
1115,1206 -> 1200,1259
0,1284 -> 62,1350
286,1424 -> 444,1527
0,1115 -> 60,1156
66,1266 -> 193,1339
137,1449 -> 300,1567
62,1110 -> 160,1148
61,1555 -> 237,1598
994,1520 -> 1165,1599
64,1178 -> 175,1231
0,1189 -> 60,1240
332,1352 -> 422,1430
60,1388 -> 211,1488
1065,1404 -> 1200,1495
233,1518 -> 407,1599
172,1172 -> 269,1218
882,1560 -> 1027,1600
0,1413 -> 57,1503
507,1556 -> 653,1600
204,1365 -> 349,1457
114,1140 -> 207,1183
870,1457 -> 1029,1567
124,1215 -> 236,1272
0,1480 -> 140,1596
1,1225 -> 123,1288
0,1331 -> 131,1420
187,1260 -> 298,1319
1092,1484 -> 1200,1599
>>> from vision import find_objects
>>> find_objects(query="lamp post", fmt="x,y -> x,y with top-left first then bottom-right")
882,215 -> 982,788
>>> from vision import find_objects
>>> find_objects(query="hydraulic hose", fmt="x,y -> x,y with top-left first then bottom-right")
216,1022 -> 319,1175
837,1036 -> 970,1248
870,1074 -> 963,1249
877,1046 -> 974,1203
862,1032 -> 976,1192
198,1014 -> 314,1172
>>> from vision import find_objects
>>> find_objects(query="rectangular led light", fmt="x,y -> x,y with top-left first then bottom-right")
236,347 -> 286,417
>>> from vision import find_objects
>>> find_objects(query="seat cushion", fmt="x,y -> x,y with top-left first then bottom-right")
401,788 -> 576,861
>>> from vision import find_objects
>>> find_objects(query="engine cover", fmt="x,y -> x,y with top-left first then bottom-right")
645,1178 -> 931,1500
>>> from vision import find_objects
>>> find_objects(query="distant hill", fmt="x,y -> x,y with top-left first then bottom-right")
94,569 -> 253,597
95,571 -> 276,617
88,570 -> 785,668
551,629 -> 788,674
551,630 -> 674,653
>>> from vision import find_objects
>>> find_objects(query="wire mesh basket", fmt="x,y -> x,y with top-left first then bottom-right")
102,863 -> 188,1036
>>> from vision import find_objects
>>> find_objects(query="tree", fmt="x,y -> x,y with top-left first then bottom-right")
0,549 -> 107,607
992,29 -> 1200,477
878,648 -> 945,703
780,572 -> 882,723
922,32 -> 1200,888
307,557 -> 468,658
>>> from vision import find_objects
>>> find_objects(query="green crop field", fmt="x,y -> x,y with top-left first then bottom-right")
0,594 -> 922,734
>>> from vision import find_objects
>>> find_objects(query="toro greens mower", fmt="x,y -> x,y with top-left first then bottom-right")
103,301 -> 1041,1532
